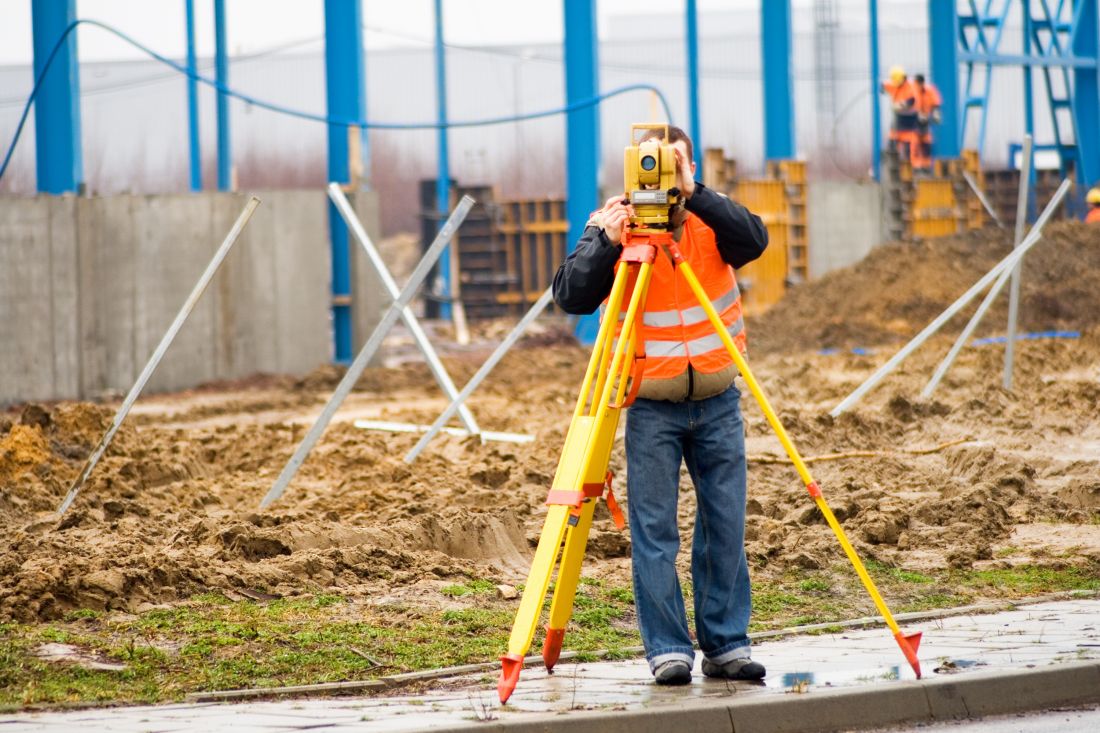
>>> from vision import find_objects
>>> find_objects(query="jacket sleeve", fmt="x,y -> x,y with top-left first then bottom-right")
683,181 -> 769,269
552,225 -> 623,315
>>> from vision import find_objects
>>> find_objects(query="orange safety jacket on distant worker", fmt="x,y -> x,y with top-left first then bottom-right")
626,213 -> 747,379
883,80 -> 919,132
1087,207 -> 1100,224
914,82 -> 942,121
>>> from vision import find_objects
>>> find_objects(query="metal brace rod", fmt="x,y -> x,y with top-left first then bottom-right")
830,177 -> 1072,417
1003,134 -> 1033,390
259,195 -> 474,510
57,196 -> 262,517
961,171 -> 1005,229
921,176 -> 1071,398
327,183 -> 480,434
404,287 -> 554,463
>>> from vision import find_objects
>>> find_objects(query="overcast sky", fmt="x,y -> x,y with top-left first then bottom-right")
0,0 -> 774,65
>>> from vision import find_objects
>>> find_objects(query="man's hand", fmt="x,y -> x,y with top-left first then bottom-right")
595,195 -> 633,244
672,144 -> 696,200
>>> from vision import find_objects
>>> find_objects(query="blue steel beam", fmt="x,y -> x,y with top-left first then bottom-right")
324,0 -> 367,363
185,0 -> 201,191
761,0 -> 795,160
929,0 -> 962,157
1073,0 -> 1100,187
563,0 -> 600,343
870,0 -> 882,179
434,0 -> 452,321
214,0 -> 231,191
685,0 -> 701,170
31,0 -> 83,194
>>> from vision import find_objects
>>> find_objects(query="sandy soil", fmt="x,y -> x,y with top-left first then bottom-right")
1,222 -> 1097,623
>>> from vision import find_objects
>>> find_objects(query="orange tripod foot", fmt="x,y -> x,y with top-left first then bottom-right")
542,627 -> 566,671
894,630 -> 923,679
498,653 -> 523,704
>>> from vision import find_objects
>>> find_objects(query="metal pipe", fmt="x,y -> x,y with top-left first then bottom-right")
962,171 -> 1005,228
685,0 -> 702,171
185,0 -> 202,191
830,177 -> 1072,416
923,176 -> 1071,398
260,195 -> 475,510
870,0 -> 882,180
1004,134 -> 1033,389
327,183 -> 479,433
31,0 -> 83,194
57,197 -> 262,516
214,0 -> 231,191
434,0 -> 453,320
405,288 -> 554,463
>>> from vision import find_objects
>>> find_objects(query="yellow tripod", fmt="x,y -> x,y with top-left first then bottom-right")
497,231 -> 922,704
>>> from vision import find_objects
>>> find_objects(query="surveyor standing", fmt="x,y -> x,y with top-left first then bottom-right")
1087,186 -> 1100,224
552,126 -> 769,686
913,74 -> 942,170
881,66 -> 921,167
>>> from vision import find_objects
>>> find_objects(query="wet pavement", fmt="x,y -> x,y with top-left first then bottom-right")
3,596 -> 1099,732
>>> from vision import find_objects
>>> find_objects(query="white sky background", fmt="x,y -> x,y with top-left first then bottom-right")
0,0 -> 771,65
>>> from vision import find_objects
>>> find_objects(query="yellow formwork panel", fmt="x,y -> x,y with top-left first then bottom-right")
735,179 -> 788,315
910,179 -> 960,239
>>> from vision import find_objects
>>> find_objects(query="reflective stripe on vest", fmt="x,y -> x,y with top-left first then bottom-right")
645,316 -> 745,358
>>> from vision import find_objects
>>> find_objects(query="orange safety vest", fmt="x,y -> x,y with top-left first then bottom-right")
1087,207 -> 1100,224
914,82 -> 942,118
615,213 -> 746,381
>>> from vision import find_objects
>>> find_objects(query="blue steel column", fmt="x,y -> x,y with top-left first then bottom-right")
31,0 -> 83,194
564,0 -> 601,342
434,0 -> 452,320
185,0 -> 202,191
761,0 -> 795,160
324,0 -> 366,363
214,0 -> 231,191
1073,0 -> 1100,188
685,0 -> 701,170
870,0 -> 882,179
928,0 -> 960,158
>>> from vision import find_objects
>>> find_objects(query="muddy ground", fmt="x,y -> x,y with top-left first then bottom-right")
1,222 -> 1098,624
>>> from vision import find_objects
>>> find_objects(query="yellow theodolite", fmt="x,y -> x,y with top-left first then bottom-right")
496,124 -> 922,704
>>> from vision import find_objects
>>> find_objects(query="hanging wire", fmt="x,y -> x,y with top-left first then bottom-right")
0,18 -> 675,183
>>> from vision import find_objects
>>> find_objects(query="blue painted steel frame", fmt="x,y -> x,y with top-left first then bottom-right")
948,0 -> 1099,190
761,0 -> 795,160
434,0 -> 453,320
214,0 -> 231,191
870,0 -> 883,180
686,0 -> 702,170
31,0 -> 83,194
564,0 -> 601,343
929,0 -> 962,158
185,0 -> 202,192
324,0 -> 367,363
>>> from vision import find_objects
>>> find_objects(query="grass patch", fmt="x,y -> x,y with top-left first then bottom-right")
439,579 -> 497,598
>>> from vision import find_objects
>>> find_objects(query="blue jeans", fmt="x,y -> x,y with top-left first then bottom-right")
625,384 -> 753,672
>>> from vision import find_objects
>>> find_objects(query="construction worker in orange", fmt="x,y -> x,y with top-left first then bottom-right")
881,66 -> 921,168
913,74 -> 942,172
1087,186 -> 1100,223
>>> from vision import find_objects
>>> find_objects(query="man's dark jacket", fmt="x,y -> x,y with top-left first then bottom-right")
552,182 -> 769,315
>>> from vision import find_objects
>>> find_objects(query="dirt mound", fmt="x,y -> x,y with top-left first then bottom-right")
749,221 -> 1100,355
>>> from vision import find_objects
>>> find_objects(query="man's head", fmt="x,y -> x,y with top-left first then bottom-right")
1088,186 -> 1100,208
914,74 -> 926,86
889,65 -> 906,84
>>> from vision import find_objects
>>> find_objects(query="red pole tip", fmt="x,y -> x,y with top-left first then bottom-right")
498,654 -> 523,704
543,627 -> 566,671
893,630 -> 923,679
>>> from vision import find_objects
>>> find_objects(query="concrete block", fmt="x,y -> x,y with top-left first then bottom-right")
725,683 -> 931,733
47,196 -> 80,400
266,190 -> 331,375
347,189 -> 387,358
0,197 -> 56,405
131,194 -> 218,394
948,661 -> 1100,717
807,182 -> 884,279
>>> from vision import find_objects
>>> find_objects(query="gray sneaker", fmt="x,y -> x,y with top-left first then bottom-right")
702,657 -> 766,680
653,660 -> 692,685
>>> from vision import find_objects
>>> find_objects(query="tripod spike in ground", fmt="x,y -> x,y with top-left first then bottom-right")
498,653 -> 523,703
895,630 -> 923,678
542,626 -> 566,671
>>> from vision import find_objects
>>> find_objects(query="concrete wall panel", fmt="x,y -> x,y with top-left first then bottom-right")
808,182 -> 885,279
46,196 -> 80,399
